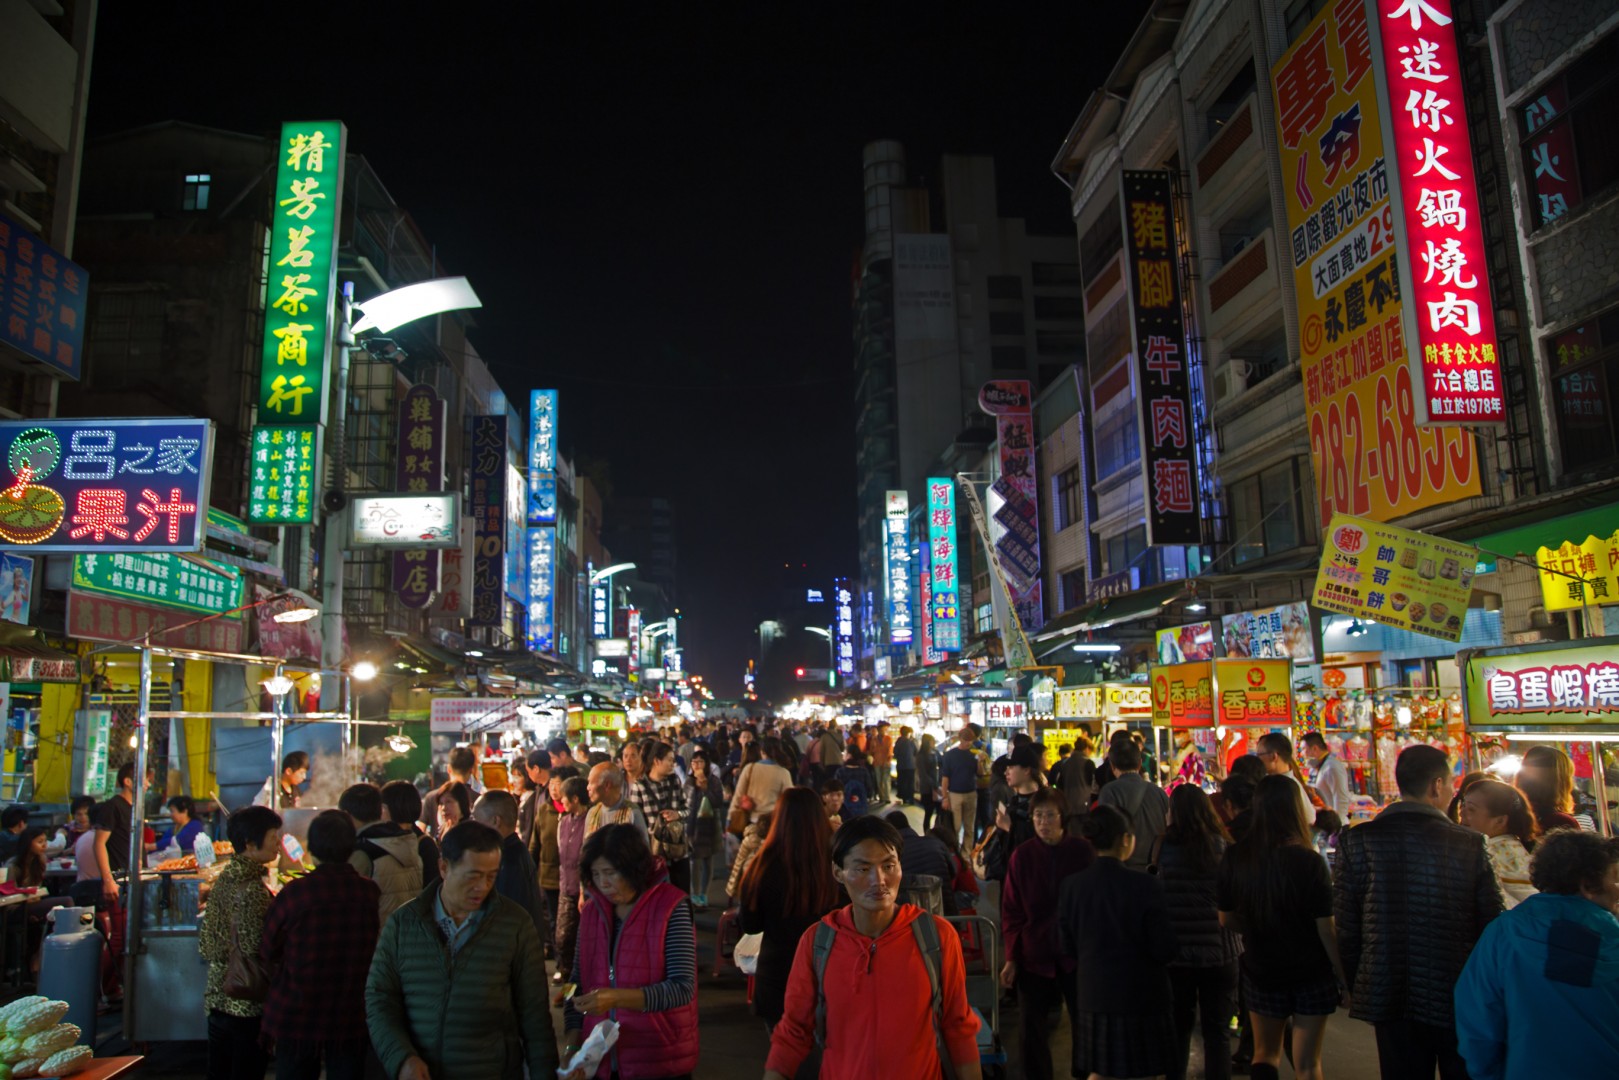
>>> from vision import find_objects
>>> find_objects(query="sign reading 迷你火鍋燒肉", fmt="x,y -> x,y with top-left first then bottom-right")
1464,639 -> 1619,730
1312,512 -> 1477,642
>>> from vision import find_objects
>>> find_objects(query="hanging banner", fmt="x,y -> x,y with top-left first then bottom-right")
1155,621 -> 1216,664
980,381 -> 1045,631
72,551 -> 243,618
392,384 -> 447,609
432,517 -> 475,620
1364,0 -> 1505,424
528,390 -> 558,526
1271,0 -> 1479,528
1312,511 -> 1477,641
926,476 -> 961,652
885,490 -> 912,645
67,590 -> 242,653
525,527 -> 555,654
1118,171 -> 1200,546
469,415 -> 507,626
0,211 -> 88,379
1220,601 -> 1319,661
1464,639 -> 1619,730
1537,528 -> 1619,613
1151,662 -> 1215,728
1215,658 -> 1294,726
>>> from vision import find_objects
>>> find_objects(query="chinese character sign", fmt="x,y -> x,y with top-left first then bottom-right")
1215,659 -> 1294,727
393,384 -> 446,609
528,390 -> 557,526
980,380 -> 1045,631
1118,172 -> 1200,546
1465,641 -> 1619,728
927,477 -> 961,652
1365,0 -> 1505,425
1311,512 -> 1477,641
885,491 -> 913,646
526,527 -> 555,654
592,581 -> 611,638
0,211 -> 88,379
247,426 -> 318,525
72,551 -> 243,618
1220,602 -> 1318,661
432,517 -> 475,619
469,415 -> 507,626
258,121 -> 345,427
1151,663 -> 1215,728
1536,528 -> 1619,613
835,577 -> 856,678
1271,1 -> 1479,527
0,419 -> 212,552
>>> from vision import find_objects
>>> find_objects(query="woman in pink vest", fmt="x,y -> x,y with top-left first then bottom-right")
563,824 -> 698,1080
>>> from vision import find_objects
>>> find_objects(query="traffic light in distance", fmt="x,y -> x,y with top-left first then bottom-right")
795,667 -> 806,678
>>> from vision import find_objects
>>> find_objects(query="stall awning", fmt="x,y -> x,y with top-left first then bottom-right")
1461,499 -> 1619,572
0,625 -> 80,683
1032,580 -> 1190,641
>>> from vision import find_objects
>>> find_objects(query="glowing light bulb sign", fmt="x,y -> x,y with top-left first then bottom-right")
0,419 -> 213,552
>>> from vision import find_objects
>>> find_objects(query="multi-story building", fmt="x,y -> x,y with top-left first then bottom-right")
603,495 -> 677,601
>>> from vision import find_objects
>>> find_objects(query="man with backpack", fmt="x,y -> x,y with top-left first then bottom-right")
340,783 -> 423,921
764,815 -> 982,1080
834,748 -> 878,819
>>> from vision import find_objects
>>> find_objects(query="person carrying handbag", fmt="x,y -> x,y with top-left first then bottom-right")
686,750 -> 724,907
630,741 -> 695,895
197,805 -> 282,1080
729,739 -> 793,837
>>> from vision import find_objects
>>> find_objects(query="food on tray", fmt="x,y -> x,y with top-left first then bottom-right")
156,855 -> 198,872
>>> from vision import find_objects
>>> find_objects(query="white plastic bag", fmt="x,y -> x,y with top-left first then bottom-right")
558,1018 -> 619,1079
734,932 -> 763,975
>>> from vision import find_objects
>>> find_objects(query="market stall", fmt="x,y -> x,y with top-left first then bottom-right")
1150,658 -> 1294,790
1459,636 -> 1618,836
1045,681 -> 1153,754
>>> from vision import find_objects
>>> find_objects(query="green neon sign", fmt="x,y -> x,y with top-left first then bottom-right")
247,425 -> 320,525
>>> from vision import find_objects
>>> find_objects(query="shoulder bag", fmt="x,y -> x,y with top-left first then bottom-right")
221,911 -> 272,1002
727,764 -> 756,837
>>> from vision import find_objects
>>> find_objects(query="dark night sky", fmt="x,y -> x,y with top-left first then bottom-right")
87,3 -> 1148,694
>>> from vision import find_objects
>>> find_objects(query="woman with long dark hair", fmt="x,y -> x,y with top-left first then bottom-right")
737,788 -> 841,1033
1217,775 -> 1347,1080
1516,745 -> 1583,832
1458,777 -> 1540,908
1158,784 -> 1240,1080
916,734 -> 941,833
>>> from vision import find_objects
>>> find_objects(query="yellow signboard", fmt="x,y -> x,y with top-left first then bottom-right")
1055,686 -> 1102,719
1215,659 -> 1294,727
1538,530 -> 1619,612
1271,0 -> 1479,530
1151,663 -> 1214,728
1313,513 -> 1478,641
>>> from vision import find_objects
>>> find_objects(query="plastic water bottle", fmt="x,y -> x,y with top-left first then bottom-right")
193,832 -> 216,868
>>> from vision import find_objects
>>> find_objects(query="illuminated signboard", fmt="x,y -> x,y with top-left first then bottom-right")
1364,0 -> 1505,424
247,425 -> 317,526
469,415 -> 506,626
348,493 -> 460,549
528,390 -> 558,526
885,490 -> 912,645
1464,639 -> 1619,730
1116,176 -> 1199,547
1271,0 -> 1479,527
525,527 -> 555,653
806,589 -> 824,603
0,419 -> 212,552
393,383 -> 447,609
627,607 -> 641,680
0,210 -> 88,379
927,477 -> 961,652
72,551 -> 244,618
980,381 -> 1046,630
834,577 -> 855,679
592,581 -> 610,639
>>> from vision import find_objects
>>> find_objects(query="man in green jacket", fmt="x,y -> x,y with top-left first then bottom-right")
365,819 -> 559,1080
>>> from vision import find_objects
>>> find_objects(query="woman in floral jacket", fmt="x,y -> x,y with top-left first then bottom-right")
197,805 -> 282,1080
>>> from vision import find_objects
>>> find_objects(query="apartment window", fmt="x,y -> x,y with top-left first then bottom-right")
1060,568 -> 1087,611
1093,408 -> 1139,482
1547,308 -> 1619,472
182,173 -> 211,211
988,311 -> 1025,336
1228,460 -> 1304,565
1104,526 -> 1147,575
987,275 -> 1023,299
991,345 -> 1027,371
1053,466 -> 1082,530
1034,295 -> 1085,321
975,603 -> 995,635
1521,32 -> 1619,228
1032,262 -> 1082,287
1284,0 -> 1329,43
1036,331 -> 1085,357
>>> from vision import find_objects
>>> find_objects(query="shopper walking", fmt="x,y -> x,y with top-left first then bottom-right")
1515,745 -> 1584,832
198,805 -> 281,1080
1000,788 -> 1094,1080
733,738 -> 794,827
630,740 -> 694,895
1158,783 -> 1240,1080
916,733 -> 941,833
894,725 -> 918,805
584,763 -> 649,841
685,749 -> 724,908
869,721 -> 894,805
472,790 -> 545,932
555,776 -> 589,986
940,724 -> 985,852
1334,744 -> 1502,1080
340,782 -> 423,922
1095,738 -> 1169,872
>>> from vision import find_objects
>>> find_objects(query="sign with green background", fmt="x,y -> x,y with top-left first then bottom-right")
73,551 -> 243,617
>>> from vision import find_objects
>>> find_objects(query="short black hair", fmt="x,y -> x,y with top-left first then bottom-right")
1395,744 -> 1451,797
546,737 -> 570,755
1255,732 -> 1294,763
579,823 -> 658,895
526,748 -> 551,773
472,789 -> 519,830
820,778 -> 845,796
1300,731 -> 1329,752
448,747 -> 476,775
439,819 -> 502,866
561,776 -> 588,804
831,813 -> 903,867
70,795 -> 96,815
1081,803 -> 1132,850
1029,788 -> 1066,816
117,763 -> 135,789
306,809 -> 357,864
338,783 -> 383,825
380,779 -> 422,826
226,805 -> 282,852
1109,740 -> 1143,772
1530,829 -> 1619,896
883,809 -> 914,833
0,806 -> 27,830
165,795 -> 195,817
282,750 -> 309,773
646,740 -> 674,764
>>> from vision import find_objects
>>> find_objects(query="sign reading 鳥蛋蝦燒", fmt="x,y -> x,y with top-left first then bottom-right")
0,419 -> 212,552
392,384 -> 447,610
258,121 -> 345,429
1364,0 -> 1505,425
927,477 -> 960,652
0,211 -> 88,380
72,551 -> 244,618
469,415 -> 507,627
1464,640 -> 1619,730
247,425 -> 318,525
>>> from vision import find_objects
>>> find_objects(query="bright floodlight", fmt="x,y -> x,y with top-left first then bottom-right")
804,626 -> 831,639
591,562 -> 637,585
352,276 -> 483,334
272,603 -> 320,624
352,660 -> 378,681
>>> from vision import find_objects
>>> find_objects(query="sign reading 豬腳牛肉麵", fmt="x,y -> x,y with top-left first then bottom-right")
1312,512 -> 1477,642
1465,641 -> 1619,729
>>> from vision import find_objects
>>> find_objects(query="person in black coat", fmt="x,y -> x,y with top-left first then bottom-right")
1058,804 -> 1177,1080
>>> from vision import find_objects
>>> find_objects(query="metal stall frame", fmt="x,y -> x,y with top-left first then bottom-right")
120,639 -> 370,1042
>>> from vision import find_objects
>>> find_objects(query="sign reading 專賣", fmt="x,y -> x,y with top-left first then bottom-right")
348,493 -> 460,549
469,415 -> 507,626
0,420 -> 211,552
927,477 -> 961,652
1312,512 -> 1477,642
393,384 -> 447,609
885,490 -> 912,646
0,211 -> 88,379
1465,640 -> 1619,730
72,551 -> 243,618
1364,0 -> 1505,425
1537,529 -> 1619,613
526,527 -> 555,654
528,390 -> 558,526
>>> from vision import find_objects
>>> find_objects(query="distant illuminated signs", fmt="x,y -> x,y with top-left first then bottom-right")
0,211 -> 87,379
0,419 -> 212,551
469,415 -> 506,626
980,381 -> 1045,630
627,607 -> 641,680
806,589 -> 824,603
526,527 -> 555,653
1365,0 -> 1505,424
927,477 -> 961,652
885,492 -> 912,645
981,701 -> 1026,728
592,581 -> 610,638
247,425 -> 317,526
835,577 -> 855,679
393,384 -> 446,609
528,390 -> 558,525
348,493 -> 460,548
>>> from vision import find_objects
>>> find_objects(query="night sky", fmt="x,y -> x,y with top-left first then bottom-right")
87,3 -> 1149,694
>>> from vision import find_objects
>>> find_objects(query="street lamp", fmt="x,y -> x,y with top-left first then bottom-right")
590,562 -> 637,585
586,562 -> 636,676
805,626 -> 834,688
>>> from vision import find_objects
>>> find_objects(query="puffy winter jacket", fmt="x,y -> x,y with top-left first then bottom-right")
1333,800 -> 1503,1027
1454,891 -> 1619,1080
1156,838 -> 1240,968
351,823 -> 424,921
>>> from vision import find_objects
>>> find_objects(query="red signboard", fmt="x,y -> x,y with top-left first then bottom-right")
1366,0 -> 1505,425
67,590 -> 243,653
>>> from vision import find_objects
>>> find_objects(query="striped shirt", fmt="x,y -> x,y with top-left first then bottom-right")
564,900 -> 695,1030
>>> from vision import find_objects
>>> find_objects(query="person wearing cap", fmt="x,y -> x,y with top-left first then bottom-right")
984,743 -> 1047,883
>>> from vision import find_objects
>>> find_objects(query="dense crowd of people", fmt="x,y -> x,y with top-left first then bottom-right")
12,716 -> 1619,1079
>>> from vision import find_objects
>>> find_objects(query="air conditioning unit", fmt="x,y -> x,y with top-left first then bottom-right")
1213,360 -> 1251,406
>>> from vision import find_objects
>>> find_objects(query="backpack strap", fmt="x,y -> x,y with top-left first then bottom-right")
811,922 -> 838,1049
910,914 -> 958,1080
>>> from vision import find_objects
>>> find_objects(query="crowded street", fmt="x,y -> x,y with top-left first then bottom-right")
0,0 -> 1617,1078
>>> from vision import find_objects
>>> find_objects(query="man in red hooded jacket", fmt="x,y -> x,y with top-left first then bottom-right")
764,815 -> 981,1080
